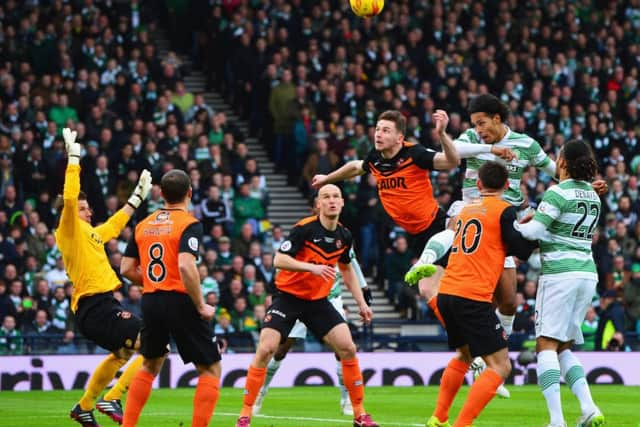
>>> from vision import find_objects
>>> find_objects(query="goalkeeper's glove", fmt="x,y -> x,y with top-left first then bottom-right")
363,287 -> 373,306
62,128 -> 81,165
127,169 -> 152,209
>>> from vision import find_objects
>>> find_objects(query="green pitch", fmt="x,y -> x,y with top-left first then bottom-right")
0,386 -> 638,426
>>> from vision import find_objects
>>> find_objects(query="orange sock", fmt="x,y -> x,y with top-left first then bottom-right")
192,374 -> 220,427
433,358 -> 469,422
341,357 -> 365,417
240,365 -> 267,418
428,296 -> 445,326
122,370 -> 155,427
454,368 -> 503,427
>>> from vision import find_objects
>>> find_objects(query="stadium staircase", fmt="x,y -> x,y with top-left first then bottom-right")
152,33 -> 403,338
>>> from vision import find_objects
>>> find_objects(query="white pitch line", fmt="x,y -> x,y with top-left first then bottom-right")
5,411 -> 424,426
217,412 -> 424,426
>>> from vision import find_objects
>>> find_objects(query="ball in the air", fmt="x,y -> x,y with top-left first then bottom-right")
349,0 -> 384,17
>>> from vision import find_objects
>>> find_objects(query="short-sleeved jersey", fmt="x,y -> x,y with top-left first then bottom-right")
439,196 -> 536,302
126,209 -> 203,294
362,141 -> 438,234
533,179 -> 600,280
276,216 -> 352,300
457,128 -> 553,206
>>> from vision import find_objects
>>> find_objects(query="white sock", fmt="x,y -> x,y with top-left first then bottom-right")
495,309 -> 515,336
336,360 -> 348,400
417,229 -> 455,265
262,358 -> 281,391
559,350 -> 597,416
537,350 -> 564,425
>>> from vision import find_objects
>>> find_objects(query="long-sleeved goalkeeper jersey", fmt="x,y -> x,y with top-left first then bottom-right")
54,164 -> 131,312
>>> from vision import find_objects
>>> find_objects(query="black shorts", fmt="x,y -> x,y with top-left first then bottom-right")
407,208 -> 448,267
437,293 -> 508,358
264,291 -> 346,343
140,291 -> 221,366
76,292 -> 142,353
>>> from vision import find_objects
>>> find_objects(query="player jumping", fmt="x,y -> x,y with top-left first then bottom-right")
425,161 -> 537,427
58,128 -> 152,426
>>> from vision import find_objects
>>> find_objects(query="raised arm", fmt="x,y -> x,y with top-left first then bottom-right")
58,128 -> 81,237
431,110 -> 461,170
95,169 -> 152,241
311,160 -> 365,189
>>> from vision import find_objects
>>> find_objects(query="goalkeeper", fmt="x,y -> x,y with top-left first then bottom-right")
57,128 -> 153,427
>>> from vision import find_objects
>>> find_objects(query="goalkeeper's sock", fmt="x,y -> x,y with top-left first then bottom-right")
495,309 -> 515,336
103,355 -> 143,401
79,354 -> 127,410
240,365 -> 267,418
433,358 -> 469,423
559,350 -> 597,417
455,368 -> 502,427
336,360 -> 348,401
192,374 -> 220,427
537,350 -> 564,426
122,370 -> 155,427
417,229 -> 455,265
341,357 -> 365,417
428,296 -> 445,327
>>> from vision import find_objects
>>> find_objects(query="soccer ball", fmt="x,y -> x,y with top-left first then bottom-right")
349,0 -> 384,17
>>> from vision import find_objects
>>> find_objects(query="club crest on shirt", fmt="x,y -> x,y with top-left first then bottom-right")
118,311 -> 132,319
335,239 -> 343,249
280,240 -> 292,251
188,237 -> 199,251
150,211 -> 173,225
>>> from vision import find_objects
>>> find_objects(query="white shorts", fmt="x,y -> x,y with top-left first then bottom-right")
448,200 -> 515,269
288,295 -> 345,339
535,276 -> 597,345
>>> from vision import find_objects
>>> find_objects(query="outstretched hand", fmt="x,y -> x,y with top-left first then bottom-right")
62,128 -> 81,164
433,109 -> 449,135
127,169 -> 153,209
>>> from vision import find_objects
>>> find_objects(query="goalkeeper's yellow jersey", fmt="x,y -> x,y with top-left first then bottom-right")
54,164 -> 131,312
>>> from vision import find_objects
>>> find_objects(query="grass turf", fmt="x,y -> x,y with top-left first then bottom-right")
0,385 -> 638,426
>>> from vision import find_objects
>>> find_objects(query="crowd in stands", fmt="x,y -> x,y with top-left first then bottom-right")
201,0 -> 640,350
1,0 -> 640,354
0,0 -> 276,355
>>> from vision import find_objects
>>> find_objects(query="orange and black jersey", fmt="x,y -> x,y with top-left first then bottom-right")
125,209 -> 203,294
276,215 -> 352,300
439,197 -> 537,303
362,142 -> 439,234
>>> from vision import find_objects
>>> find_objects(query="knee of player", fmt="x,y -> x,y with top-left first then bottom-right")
495,358 -> 512,380
113,347 -> 136,362
256,342 -> 279,361
273,350 -> 288,361
142,358 -> 164,376
335,342 -> 357,360
196,361 -> 221,378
